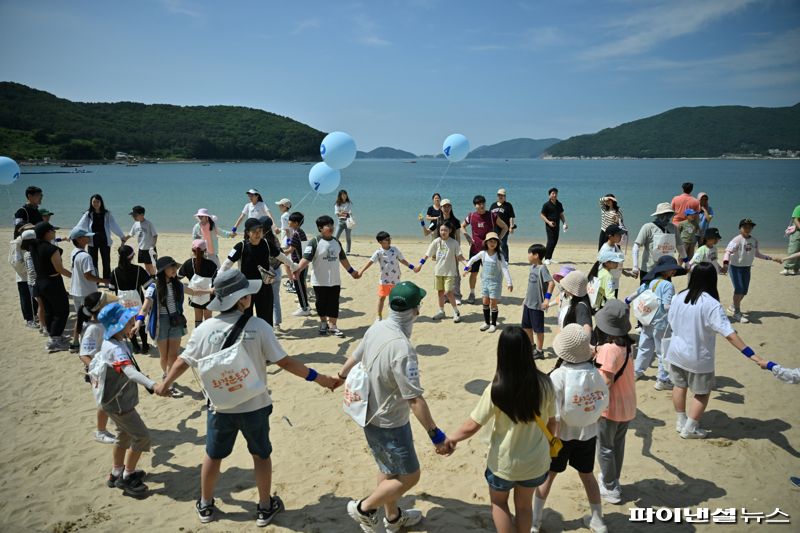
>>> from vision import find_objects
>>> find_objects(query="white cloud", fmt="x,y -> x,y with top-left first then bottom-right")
353,14 -> 391,46
581,0 -> 759,60
292,18 -> 321,35
158,0 -> 203,19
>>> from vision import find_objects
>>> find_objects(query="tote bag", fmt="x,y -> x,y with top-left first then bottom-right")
188,274 -> 212,306
114,270 -> 143,309
631,280 -> 664,326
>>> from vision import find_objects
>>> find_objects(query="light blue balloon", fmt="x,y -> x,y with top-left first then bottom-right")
442,133 -> 470,162
320,131 -> 357,170
308,162 -> 341,194
0,156 -> 20,186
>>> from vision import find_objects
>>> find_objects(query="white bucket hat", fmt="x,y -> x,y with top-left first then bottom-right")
650,202 -> 675,216
206,270 -> 261,311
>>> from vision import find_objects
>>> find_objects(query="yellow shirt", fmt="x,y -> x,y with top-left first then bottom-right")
470,379 -> 555,481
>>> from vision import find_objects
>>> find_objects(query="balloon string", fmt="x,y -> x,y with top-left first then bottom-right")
312,190 -> 319,205
292,189 -> 315,210
431,161 -> 452,196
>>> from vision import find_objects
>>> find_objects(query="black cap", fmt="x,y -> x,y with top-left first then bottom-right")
244,218 -> 262,231
129,205 -> 145,216
258,215 -> 273,230
34,221 -> 58,239
703,227 -> 722,240
604,224 -> 627,236
738,218 -> 756,228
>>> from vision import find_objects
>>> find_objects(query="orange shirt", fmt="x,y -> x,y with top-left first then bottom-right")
671,193 -> 700,225
595,343 -> 636,422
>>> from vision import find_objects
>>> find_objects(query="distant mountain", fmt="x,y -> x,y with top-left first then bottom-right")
468,138 -> 561,159
0,82 -> 324,160
545,104 -> 800,158
356,146 -> 417,159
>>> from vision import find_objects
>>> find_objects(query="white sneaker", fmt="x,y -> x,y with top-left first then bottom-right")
676,419 -> 686,433
432,310 -> 446,320
680,427 -> 710,439
383,508 -> 423,532
479,323 -> 490,331
487,324 -> 497,333
779,269 -> 796,276
732,312 -> 749,323
347,500 -> 379,532
292,307 -> 311,317
654,380 -> 673,391
453,313 -> 462,323
599,483 -> 622,504
455,299 -> 462,306
583,515 -> 608,533
543,259 -> 552,265
94,430 -> 117,444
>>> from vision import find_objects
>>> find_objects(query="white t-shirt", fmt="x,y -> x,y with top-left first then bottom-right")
304,236 -> 346,287
129,219 -> 158,250
370,246 -> 406,285
70,248 -> 98,297
666,292 -> 735,374
242,201 -> 269,221
426,237 -> 462,277
79,322 -> 105,358
180,312 -> 287,414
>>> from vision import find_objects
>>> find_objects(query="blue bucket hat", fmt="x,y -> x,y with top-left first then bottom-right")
98,302 -> 137,340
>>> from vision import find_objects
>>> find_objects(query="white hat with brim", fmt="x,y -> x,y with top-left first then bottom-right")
554,323 -> 593,364
650,202 -> 674,216
207,270 -> 262,311
194,208 -> 218,222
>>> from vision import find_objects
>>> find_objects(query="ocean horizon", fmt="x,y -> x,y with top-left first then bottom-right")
4,159 -> 798,248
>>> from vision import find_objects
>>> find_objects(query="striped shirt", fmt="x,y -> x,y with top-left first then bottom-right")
599,201 -> 624,231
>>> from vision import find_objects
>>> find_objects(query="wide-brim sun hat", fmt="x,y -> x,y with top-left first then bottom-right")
194,208 -> 218,222
207,269 -> 261,311
98,302 -> 137,340
595,299 -> 631,337
484,231 -> 500,242
651,202 -> 675,216
156,256 -> 179,274
559,270 -> 588,297
642,255 -> 687,282
597,249 -> 625,264
553,265 -> 576,282
389,281 -> 427,312
553,323 -> 593,364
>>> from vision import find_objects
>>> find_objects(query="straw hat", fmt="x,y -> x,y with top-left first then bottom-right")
560,270 -> 588,297
650,202 -> 674,216
553,324 -> 593,364
484,231 -> 500,242
595,299 -> 631,337
207,270 -> 261,312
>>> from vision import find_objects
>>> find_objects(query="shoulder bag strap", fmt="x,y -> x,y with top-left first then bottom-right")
222,314 -> 251,349
613,344 -> 631,383
534,414 -> 558,445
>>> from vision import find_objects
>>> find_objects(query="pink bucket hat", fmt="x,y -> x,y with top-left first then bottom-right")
194,208 -> 218,222
191,239 -> 208,251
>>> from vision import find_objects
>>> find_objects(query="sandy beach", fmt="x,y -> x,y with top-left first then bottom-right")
1,230 -> 797,533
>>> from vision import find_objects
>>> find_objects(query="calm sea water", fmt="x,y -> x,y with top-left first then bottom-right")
3,159 -> 798,247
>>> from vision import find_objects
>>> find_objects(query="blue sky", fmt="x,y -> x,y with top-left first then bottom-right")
1,0 -> 798,154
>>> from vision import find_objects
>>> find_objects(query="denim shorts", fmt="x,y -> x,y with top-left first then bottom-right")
728,265 -> 751,295
484,468 -> 548,492
157,313 -> 186,341
364,422 -> 420,476
206,405 -> 273,459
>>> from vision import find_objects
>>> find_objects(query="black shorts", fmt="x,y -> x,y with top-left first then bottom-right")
137,249 -> 156,265
469,249 -> 482,273
313,285 -> 341,318
521,305 -> 545,333
549,437 -> 596,474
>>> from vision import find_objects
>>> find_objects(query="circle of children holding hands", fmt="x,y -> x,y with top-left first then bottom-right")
8,179 -> 799,532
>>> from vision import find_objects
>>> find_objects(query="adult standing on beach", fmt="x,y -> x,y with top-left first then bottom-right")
31,221 -> 72,352
632,203 -> 688,281
780,205 -> 800,275
671,182 -> 700,226
334,189 -> 354,254
155,269 -> 340,527
598,194 -> 625,251
422,193 -> 442,239
462,195 -> 508,304
492,188 -> 516,260
337,282 -> 448,532
75,194 -> 128,280
231,190 -> 272,235
192,208 -> 232,267
696,193 -> 714,242
540,188 -> 568,265
14,185 -> 44,225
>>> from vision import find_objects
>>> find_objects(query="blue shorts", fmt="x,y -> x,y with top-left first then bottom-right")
157,313 -> 186,341
484,468 -> 548,492
521,305 -> 545,333
728,265 -> 751,295
206,405 -> 273,459
364,422 -> 420,476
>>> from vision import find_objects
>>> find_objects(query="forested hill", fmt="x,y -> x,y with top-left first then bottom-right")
0,82 -> 325,161
545,104 -> 800,158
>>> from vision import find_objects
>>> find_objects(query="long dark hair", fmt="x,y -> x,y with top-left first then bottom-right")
564,294 -> 593,324
192,246 -> 204,275
76,291 -> 103,339
156,269 -> 183,310
335,190 -> 350,206
198,215 -> 216,231
594,328 -> 634,349
88,194 -> 107,215
491,326 -> 551,422
682,262 -> 719,304
587,261 -> 601,281
602,193 -> 619,212
117,245 -> 135,269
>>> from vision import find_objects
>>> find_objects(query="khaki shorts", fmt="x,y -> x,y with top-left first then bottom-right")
107,409 -> 151,452
434,275 -> 455,292
669,364 -> 715,395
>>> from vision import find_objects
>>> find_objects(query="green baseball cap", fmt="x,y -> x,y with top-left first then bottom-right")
389,281 -> 427,312
39,208 -> 54,216
793,205 -> 800,219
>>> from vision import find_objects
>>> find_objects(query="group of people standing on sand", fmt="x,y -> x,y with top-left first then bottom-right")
7,179 -> 800,532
